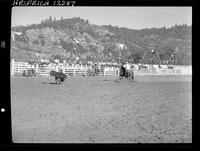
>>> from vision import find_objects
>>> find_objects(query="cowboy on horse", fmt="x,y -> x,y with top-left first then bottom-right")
119,62 -> 134,80
50,65 -> 67,84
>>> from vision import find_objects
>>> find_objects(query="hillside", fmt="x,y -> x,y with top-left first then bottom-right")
11,17 -> 192,65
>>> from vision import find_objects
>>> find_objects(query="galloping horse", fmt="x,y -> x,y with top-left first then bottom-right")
119,65 -> 134,80
125,69 -> 134,80
49,70 -> 67,84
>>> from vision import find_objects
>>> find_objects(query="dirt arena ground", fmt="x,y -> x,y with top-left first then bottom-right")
11,75 -> 192,143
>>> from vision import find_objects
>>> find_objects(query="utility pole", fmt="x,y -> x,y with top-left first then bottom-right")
11,31 -> 22,47
73,37 -> 80,64
117,36 -> 123,64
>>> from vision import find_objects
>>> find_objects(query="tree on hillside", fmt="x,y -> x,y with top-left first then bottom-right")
12,17 -> 191,64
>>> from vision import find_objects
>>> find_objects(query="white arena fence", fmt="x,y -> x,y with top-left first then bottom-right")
10,60 -> 192,77
63,67 -> 88,76
134,65 -> 192,75
11,60 -> 29,76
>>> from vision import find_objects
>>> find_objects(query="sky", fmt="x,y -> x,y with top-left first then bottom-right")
11,7 -> 192,30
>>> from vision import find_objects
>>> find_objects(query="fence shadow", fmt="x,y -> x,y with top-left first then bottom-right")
42,82 -> 60,85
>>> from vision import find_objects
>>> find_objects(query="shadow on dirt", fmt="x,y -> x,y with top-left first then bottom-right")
42,82 -> 61,85
102,79 -> 115,82
102,79 -> 121,83
115,79 -> 136,83
102,79 -> 136,83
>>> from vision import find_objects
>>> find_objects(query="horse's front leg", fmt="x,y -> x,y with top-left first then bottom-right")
125,71 -> 128,79
132,72 -> 134,80
55,77 -> 58,84
58,78 -> 61,84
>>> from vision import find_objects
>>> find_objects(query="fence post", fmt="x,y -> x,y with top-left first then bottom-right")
74,67 -> 76,76
115,68 -> 119,77
149,66 -> 151,76
36,64 -> 38,76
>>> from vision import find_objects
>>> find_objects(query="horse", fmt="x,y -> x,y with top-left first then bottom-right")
23,69 -> 36,77
125,69 -> 134,80
49,70 -> 67,84
119,65 -> 134,80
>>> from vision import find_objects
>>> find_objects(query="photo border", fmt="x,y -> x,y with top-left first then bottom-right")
0,0 -> 197,150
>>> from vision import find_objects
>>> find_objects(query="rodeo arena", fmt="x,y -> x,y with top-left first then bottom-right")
11,46 -> 192,143
10,57 -> 192,79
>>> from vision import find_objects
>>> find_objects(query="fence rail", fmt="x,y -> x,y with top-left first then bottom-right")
63,68 -> 89,76
11,60 -> 192,77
